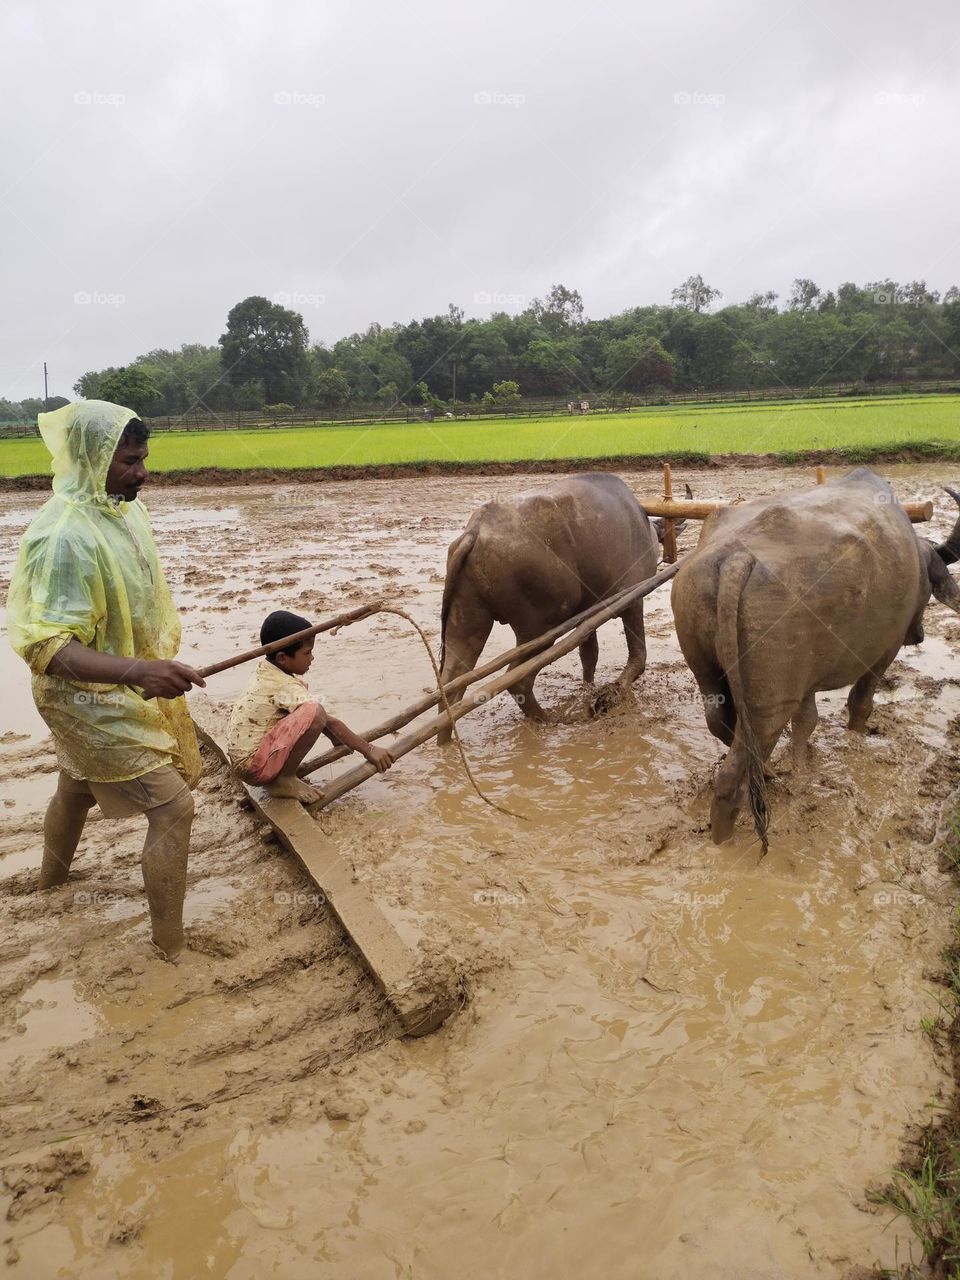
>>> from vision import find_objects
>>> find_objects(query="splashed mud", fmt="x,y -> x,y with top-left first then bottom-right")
2,464 -> 960,1278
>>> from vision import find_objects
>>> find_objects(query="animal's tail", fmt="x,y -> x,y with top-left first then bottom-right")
715,551 -> 769,852
438,530 -> 477,671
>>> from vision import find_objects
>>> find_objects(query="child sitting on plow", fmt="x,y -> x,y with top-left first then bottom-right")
226,610 -> 394,804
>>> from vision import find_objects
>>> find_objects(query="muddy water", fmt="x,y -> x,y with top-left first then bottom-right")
2,465 -> 960,1277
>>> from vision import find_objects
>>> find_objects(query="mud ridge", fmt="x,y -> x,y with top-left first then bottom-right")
4,444 -> 960,490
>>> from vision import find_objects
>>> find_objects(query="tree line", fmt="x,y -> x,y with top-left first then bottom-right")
5,276 -> 960,423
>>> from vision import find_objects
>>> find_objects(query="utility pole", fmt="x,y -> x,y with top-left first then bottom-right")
452,357 -> 457,408
43,361 -> 49,408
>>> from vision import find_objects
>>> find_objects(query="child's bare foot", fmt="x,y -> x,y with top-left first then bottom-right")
266,776 -> 322,804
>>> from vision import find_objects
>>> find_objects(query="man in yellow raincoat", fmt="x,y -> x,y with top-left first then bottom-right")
7,400 -> 205,958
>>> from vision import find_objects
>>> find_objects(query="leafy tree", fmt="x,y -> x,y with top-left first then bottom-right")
74,368 -> 113,399
787,278 -> 821,313
98,366 -> 160,414
482,379 -> 521,406
528,284 -> 585,337
671,274 -> 722,313
315,368 -> 351,410
415,381 -> 445,411
744,291 -> 779,316
899,279 -> 940,308
375,382 -> 400,408
234,378 -> 265,410
129,344 -> 229,415
19,397 -> 47,420
219,296 -> 308,404
601,334 -> 674,391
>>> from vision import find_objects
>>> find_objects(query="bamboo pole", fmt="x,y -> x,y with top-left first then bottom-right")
196,601 -> 383,679
661,462 -> 678,563
305,559 -> 684,809
640,497 -> 933,523
299,574 -> 664,777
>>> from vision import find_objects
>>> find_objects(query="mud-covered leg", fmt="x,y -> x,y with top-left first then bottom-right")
619,599 -> 648,686
711,717 -> 786,847
39,773 -> 97,889
593,600 -> 648,714
436,598 -> 494,745
711,736 -> 748,845
505,650 -> 550,721
579,631 -> 599,684
141,787 -> 195,959
847,647 -> 898,733
790,693 -> 819,765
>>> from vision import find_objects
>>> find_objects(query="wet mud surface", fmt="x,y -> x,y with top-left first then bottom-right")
2,464 -> 960,1277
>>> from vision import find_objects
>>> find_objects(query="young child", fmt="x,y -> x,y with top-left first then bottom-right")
226,610 -> 393,803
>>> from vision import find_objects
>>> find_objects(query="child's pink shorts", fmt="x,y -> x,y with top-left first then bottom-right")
241,701 -> 318,784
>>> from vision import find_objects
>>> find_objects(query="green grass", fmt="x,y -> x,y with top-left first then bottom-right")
1,395 -> 959,479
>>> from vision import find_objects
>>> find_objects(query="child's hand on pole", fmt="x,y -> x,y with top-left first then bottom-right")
366,745 -> 394,773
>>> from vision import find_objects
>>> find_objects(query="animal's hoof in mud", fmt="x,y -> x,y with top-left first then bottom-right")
589,682 -> 626,717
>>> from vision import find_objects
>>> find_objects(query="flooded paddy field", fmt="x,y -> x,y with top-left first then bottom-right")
2,463 -> 960,1278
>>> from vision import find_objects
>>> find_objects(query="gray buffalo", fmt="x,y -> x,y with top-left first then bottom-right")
671,468 -> 960,850
436,473 -> 660,742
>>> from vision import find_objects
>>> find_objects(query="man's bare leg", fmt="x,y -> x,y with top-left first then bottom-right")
39,776 -> 97,889
141,788 -> 195,959
265,706 -> 326,803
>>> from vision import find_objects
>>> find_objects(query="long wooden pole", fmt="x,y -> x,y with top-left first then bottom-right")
640,497 -> 933,523
298,572 -> 668,777
305,560 -> 684,808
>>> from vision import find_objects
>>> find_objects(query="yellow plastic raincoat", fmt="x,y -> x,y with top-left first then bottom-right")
6,401 -> 201,785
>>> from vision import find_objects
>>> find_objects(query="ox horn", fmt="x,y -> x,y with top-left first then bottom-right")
936,485 -> 960,565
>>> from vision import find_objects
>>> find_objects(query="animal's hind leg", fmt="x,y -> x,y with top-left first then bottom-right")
619,599 -> 648,686
436,599 -> 494,745
579,631 -> 599,684
790,693 -> 818,766
592,600 -> 647,715
506,647 -> 550,722
846,646 -> 899,733
711,716 -> 787,848
502,615 -> 561,722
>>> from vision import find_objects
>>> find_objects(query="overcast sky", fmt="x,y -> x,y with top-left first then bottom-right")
1,0 -> 958,401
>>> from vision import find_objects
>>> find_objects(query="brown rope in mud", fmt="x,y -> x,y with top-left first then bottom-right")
371,606 -> 529,822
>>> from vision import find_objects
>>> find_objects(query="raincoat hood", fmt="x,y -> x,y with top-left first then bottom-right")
39,400 -> 138,503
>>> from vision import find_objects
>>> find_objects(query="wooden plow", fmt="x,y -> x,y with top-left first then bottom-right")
195,464 -> 937,1036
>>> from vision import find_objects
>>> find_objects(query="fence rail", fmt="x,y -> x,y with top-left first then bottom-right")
2,378 -> 959,438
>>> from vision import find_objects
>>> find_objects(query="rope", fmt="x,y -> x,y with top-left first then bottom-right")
372,606 -> 529,822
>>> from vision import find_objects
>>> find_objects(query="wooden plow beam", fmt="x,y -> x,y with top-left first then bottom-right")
645,463 -> 934,563
196,717 -> 461,1039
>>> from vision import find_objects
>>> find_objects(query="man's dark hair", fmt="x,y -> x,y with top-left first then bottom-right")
119,417 -> 150,447
260,610 -> 312,662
